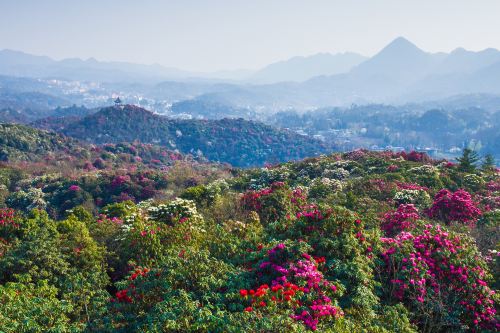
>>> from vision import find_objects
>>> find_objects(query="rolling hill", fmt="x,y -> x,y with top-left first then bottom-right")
33,105 -> 331,167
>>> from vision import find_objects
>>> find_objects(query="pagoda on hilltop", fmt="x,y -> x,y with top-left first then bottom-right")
114,97 -> 122,106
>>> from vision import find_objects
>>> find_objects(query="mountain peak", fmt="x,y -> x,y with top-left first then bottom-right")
379,37 -> 424,55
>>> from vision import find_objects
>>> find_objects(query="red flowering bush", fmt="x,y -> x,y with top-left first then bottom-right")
427,189 -> 482,226
111,175 -> 131,188
239,242 -> 344,330
113,267 -> 151,303
397,150 -> 432,163
0,208 -> 16,228
380,224 -> 498,331
381,204 -> 420,236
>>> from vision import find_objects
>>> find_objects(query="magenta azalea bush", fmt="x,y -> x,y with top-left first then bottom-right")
381,204 -> 420,236
427,189 -> 482,225
380,224 -> 498,331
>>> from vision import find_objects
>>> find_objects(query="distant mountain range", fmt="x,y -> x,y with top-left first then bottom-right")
185,37 -> 500,108
305,37 -> 500,104
0,49 -> 200,83
2,37 -> 500,108
0,48 -> 367,84
249,52 -> 367,84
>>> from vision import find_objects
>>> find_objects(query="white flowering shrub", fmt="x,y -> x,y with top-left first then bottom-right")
205,179 -> 230,200
407,165 -> 442,188
249,167 -> 290,189
330,160 -> 358,171
463,174 -> 485,191
308,177 -> 343,199
322,168 -> 350,180
148,198 -> 202,226
408,165 -> 436,176
393,189 -> 431,209
6,187 -> 47,212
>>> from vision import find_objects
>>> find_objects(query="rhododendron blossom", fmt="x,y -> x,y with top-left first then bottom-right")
381,225 -> 497,330
381,204 -> 419,236
0,208 -> 16,228
68,185 -> 81,192
427,189 -> 482,225
241,243 -> 343,330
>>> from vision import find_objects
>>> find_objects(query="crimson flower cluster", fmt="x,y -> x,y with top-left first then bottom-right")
387,164 -> 399,172
240,282 -> 305,311
111,175 -> 131,188
242,243 -> 343,330
68,185 -> 81,192
295,204 -> 330,225
395,150 -> 431,162
0,208 -> 16,228
113,267 -> 150,303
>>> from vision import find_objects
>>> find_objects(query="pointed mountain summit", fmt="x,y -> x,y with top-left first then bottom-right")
377,36 -> 426,57
349,37 -> 443,84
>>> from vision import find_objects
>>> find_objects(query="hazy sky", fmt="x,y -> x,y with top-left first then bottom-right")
1,0 -> 499,72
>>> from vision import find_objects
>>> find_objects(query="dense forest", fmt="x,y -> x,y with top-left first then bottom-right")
0,128 -> 498,331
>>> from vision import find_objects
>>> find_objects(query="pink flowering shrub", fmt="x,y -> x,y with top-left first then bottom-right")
344,149 -> 367,161
241,182 -> 307,224
486,180 -> 500,193
261,205 -> 382,329
240,242 -> 344,330
387,164 -> 399,172
380,224 -> 498,331
427,189 -> 482,226
381,204 -> 420,236
97,214 -> 123,225
68,185 -> 81,192
111,175 -> 131,188
443,161 -> 455,168
396,182 -> 429,192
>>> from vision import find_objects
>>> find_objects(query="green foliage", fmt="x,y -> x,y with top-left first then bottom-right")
482,153 -> 496,173
457,148 -> 480,173
0,279 -> 81,333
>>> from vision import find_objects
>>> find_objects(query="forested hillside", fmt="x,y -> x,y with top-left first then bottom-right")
33,105 -> 330,167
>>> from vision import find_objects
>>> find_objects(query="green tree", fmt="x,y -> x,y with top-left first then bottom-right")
457,148 -> 480,173
481,153 -> 496,172
0,278 -> 82,333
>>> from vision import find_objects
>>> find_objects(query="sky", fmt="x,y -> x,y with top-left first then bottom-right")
0,0 -> 499,72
